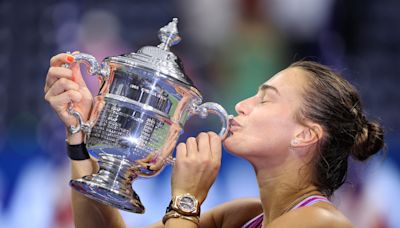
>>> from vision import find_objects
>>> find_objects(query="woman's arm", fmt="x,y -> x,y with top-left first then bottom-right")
70,155 -> 126,228
147,197 -> 262,228
45,53 -> 126,228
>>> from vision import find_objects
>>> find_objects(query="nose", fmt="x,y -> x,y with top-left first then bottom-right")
235,97 -> 252,115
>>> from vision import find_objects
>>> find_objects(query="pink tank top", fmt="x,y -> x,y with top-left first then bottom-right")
242,195 -> 330,228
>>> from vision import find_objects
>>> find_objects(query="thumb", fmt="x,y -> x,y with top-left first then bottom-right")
70,63 -> 88,88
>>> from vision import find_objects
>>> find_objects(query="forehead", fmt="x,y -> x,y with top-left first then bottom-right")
261,67 -> 308,94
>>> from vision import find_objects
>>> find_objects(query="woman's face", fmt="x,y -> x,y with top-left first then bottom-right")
224,67 -> 309,161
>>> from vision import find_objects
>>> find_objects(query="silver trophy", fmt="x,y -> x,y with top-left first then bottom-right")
66,18 -> 229,213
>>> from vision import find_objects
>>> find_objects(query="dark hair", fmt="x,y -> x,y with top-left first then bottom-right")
290,61 -> 385,196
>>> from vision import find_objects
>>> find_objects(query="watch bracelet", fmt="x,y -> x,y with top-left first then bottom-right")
162,210 -> 200,226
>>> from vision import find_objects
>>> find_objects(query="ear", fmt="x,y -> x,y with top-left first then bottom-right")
291,121 -> 323,148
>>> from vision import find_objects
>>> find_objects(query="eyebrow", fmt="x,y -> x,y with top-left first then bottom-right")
258,84 -> 280,95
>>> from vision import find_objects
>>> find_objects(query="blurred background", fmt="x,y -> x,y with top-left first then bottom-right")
0,0 -> 399,227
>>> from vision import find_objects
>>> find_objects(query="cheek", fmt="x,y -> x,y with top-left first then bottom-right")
223,132 -> 262,158
248,120 -> 293,153
223,130 -> 290,158
251,107 -> 296,139
226,109 -> 297,155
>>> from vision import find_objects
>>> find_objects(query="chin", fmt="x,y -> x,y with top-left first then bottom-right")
223,134 -> 242,155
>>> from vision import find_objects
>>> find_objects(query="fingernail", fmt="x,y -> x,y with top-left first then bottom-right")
67,55 -> 74,63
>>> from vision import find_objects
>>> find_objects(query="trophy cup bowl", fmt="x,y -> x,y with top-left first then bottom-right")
66,18 -> 230,213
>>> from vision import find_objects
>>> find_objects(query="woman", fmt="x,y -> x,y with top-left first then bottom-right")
44,53 -> 384,227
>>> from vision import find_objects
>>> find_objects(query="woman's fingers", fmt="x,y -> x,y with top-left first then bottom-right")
49,53 -> 74,67
45,90 -> 82,112
181,132 -> 222,161
44,52 -> 94,132
208,132 -> 222,163
196,132 -> 221,161
186,137 -> 198,158
44,66 -> 74,93
69,63 -> 86,87
175,132 -> 221,163
45,77 -> 80,98
175,143 -> 188,160
171,132 -> 222,203
197,132 -> 211,159
45,53 -> 78,93
46,90 -> 83,127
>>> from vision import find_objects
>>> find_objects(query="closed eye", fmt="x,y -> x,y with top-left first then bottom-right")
259,92 -> 271,104
257,84 -> 279,104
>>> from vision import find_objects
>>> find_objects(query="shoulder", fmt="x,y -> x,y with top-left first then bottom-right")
200,197 -> 263,228
270,203 -> 353,228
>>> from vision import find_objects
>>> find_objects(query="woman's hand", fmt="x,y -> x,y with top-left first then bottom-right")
44,52 -> 93,143
171,132 -> 222,205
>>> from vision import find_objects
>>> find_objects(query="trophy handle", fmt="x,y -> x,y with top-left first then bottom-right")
165,102 -> 230,166
62,52 -> 110,134
192,102 -> 231,139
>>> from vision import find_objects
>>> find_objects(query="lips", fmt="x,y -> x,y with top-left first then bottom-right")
229,118 -> 242,132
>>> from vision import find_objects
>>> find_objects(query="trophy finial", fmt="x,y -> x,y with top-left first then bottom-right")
157,18 -> 181,50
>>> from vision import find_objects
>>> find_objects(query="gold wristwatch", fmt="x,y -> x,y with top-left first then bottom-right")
166,193 -> 200,216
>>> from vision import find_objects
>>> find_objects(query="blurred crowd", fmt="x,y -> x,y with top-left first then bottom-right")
0,0 -> 399,227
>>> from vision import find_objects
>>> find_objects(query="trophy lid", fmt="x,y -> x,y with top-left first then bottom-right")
107,18 -> 196,89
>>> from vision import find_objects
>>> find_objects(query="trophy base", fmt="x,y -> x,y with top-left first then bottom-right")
69,154 -> 145,213
70,178 -> 145,213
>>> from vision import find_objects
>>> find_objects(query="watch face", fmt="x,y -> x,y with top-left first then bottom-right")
178,196 -> 195,212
